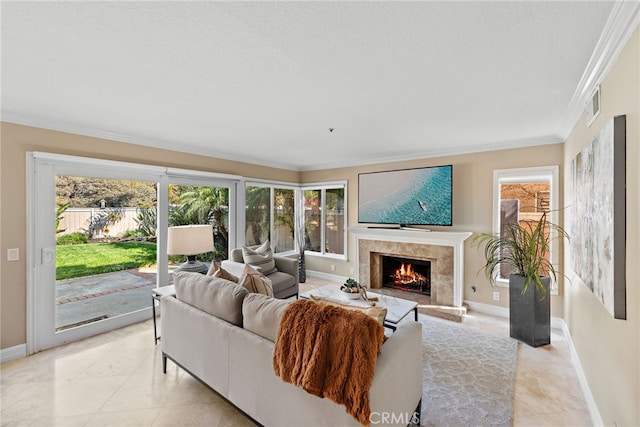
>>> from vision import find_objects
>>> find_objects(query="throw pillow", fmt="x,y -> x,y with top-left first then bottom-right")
206,261 -> 220,276
210,267 -> 239,283
310,295 -> 387,327
242,240 -> 277,275
239,264 -> 274,297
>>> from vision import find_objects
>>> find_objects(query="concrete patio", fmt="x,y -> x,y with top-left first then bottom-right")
55,267 -> 165,331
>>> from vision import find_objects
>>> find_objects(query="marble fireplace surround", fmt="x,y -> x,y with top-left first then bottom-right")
349,227 -> 472,308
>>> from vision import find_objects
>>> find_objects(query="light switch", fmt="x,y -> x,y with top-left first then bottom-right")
7,248 -> 19,261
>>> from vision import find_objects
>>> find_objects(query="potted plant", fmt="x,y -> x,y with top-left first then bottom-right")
471,210 -> 569,347
340,278 -> 364,300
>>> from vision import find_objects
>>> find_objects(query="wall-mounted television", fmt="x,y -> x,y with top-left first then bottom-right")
358,165 -> 453,227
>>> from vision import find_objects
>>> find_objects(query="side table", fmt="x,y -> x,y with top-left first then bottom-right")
152,285 -> 176,344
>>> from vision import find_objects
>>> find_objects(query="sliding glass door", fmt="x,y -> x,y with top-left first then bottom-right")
28,154 -> 238,353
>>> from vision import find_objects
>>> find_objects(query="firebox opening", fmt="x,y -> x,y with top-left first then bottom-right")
382,255 -> 431,296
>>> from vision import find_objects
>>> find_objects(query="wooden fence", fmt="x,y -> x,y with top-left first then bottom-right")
58,208 -> 140,238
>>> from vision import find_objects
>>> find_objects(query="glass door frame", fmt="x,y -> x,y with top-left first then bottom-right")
27,153 -> 240,354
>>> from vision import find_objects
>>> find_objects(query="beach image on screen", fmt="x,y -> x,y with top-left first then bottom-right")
358,166 -> 452,225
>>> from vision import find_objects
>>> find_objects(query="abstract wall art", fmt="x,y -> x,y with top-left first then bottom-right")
569,115 -> 626,320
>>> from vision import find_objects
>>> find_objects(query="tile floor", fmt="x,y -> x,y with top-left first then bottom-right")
1,276 -> 592,426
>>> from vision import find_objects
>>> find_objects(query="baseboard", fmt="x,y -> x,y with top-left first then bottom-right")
462,300 -> 564,330
305,270 -> 347,283
1,343 -> 27,364
559,319 -> 604,427
463,300 -> 509,318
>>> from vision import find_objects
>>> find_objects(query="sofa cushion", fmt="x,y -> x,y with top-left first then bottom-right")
242,293 -> 292,342
267,270 -> 297,294
242,240 -> 277,275
239,264 -> 274,297
310,295 -> 387,326
174,271 -> 248,327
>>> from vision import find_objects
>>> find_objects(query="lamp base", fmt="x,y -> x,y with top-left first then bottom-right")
175,256 -> 209,274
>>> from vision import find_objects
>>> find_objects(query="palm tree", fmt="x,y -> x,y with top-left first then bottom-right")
245,186 -> 270,245
179,186 -> 229,259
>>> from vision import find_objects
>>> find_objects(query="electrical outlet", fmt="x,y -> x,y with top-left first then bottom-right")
330,264 -> 336,272
349,267 -> 354,275
7,248 -> 19,262
492,291 -> 500,301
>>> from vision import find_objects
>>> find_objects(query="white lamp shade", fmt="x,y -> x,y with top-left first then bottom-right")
167,225 -> 214,256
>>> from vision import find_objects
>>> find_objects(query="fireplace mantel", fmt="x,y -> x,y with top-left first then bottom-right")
349,227 -> 472,307
348,227 -> 472,246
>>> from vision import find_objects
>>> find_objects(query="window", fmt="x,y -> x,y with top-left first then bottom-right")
245,183 -> 296,253
493,166 -> 559,292
301,183 -> 346,258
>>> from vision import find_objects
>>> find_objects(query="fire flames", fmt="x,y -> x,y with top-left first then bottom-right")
391,262 -> 427,286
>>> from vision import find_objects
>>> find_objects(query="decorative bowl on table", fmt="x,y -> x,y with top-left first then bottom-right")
341,289 -> 363,300
341,278 -> 363,300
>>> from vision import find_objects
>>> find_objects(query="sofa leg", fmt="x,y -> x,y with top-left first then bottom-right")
162,352 -> 167,374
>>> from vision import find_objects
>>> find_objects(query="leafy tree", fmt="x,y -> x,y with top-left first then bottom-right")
56,176 -> 156,207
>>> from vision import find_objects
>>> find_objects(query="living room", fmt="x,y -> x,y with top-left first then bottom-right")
1,2 -> 639,426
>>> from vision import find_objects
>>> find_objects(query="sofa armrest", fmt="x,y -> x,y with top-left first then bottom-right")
369,321 -> 423,422
221,260 -> 263,278
273,255 -> 299,285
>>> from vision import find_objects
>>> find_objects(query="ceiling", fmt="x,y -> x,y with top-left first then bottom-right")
1,1 -> 619,171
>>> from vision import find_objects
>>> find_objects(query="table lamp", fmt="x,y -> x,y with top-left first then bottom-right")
167,224 -> 214,274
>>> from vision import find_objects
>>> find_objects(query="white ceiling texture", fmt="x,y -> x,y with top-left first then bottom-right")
1,1 -> 631,171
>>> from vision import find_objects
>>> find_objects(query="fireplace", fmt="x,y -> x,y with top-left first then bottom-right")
350,227 -> 472,308
382,255 -> 431,296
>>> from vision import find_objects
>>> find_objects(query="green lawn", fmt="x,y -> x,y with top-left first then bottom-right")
56,242 -> 157,280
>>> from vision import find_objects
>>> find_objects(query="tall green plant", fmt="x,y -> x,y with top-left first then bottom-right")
471,210 -> 570,298
55,203 -> 70,234
135,207 -> 157,237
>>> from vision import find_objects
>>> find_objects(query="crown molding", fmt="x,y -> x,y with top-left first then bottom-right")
2,111 -> 562,172
298,135 -> 563,171
561,0 -> 640,139
1,111 -> 300,171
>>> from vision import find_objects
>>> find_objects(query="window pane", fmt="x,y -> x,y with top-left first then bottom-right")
499,182 -> 551,279
55,176 -> 158,331
246,186 -> 270,246
304,189 -> 322,252
273,188 -> 295,253
168,184 -> 229,271
325,188 -> 345,255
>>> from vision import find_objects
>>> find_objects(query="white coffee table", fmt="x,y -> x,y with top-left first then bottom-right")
299,284 -> 418,331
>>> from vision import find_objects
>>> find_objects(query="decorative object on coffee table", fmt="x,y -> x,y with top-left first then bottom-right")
341,278 -> 364,300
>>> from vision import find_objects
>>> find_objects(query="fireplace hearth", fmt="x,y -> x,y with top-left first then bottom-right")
382,255 -> 431,295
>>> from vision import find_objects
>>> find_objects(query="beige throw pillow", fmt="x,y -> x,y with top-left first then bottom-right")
242,240 -> 277,275
239,264 -> 274,297
210,267 -> 239,283
310,295 -> 387,327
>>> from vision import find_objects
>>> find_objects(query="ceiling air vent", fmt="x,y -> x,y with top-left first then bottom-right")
586,85 -> 600,127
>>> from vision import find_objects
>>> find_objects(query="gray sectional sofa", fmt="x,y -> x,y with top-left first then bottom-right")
161,272 -> 423,427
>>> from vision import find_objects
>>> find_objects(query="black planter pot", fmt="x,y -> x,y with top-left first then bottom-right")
509,274 -> 550,347
298,253 -> 306,283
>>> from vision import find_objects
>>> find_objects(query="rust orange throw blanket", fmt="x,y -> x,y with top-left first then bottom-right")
273,299 -> 385,425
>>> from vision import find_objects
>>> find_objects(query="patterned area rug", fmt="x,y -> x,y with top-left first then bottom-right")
419,315 -> 518,427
